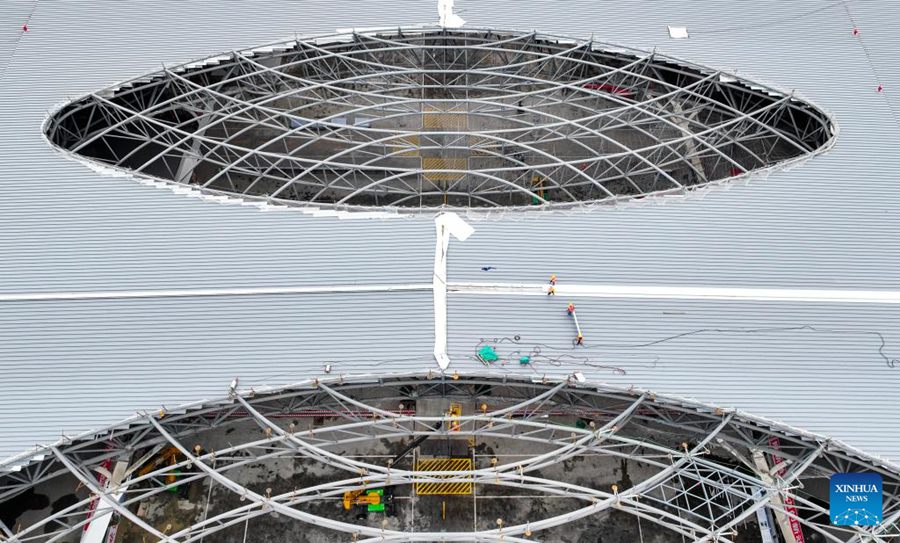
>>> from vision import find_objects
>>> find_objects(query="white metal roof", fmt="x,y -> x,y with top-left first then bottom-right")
1,0 -> 900,466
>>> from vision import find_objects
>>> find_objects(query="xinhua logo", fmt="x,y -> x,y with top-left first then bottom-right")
830,473 -> 882,526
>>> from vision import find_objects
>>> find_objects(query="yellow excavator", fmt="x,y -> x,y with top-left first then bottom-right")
342,488 -> 383,511
137,446 -> 182,486
136,446 -> 194,496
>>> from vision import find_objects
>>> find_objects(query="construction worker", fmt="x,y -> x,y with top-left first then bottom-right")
576,333 -> 584,345
549,274 -> 557,285
567,302 -> 575,315
547,286 -> 556,296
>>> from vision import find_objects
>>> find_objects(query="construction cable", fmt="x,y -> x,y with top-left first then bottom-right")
471,324 -> 899,372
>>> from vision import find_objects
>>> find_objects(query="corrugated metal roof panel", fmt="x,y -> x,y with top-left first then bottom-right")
0,291 -> 432,460
448,294 -> 900,461
2,0 -> 900,464
0,1 -> 35,82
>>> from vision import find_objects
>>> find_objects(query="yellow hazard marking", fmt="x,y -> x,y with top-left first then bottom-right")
467,135 -> 491,155
387,135 -> 420,157
423,157 -> 467,182
423,113 -> 467,130
423,105 -> 467,131
415,457 -> 473,495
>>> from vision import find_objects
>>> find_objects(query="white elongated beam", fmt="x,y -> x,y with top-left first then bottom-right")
10,283 -> 900,305
433,212 -> 475,370
571,306 -> 584,342
449,282 -> 900,304
0,283 -> 432,302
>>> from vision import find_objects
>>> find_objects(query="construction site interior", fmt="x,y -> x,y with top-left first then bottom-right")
2,376 -> 855,542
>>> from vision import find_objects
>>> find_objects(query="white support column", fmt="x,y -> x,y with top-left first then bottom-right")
81,460 -> 130,543
174,96 -> 218,185
753,488 -> 778,543
670,100 -> 706,182
752,450 -> 803,543
433,213 -> 474,370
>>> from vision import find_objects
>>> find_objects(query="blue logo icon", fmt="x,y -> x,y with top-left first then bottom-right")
830,473 -> 882,526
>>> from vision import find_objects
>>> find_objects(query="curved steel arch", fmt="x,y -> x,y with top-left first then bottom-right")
45,27 -> 834,212
1,372 -> 897,542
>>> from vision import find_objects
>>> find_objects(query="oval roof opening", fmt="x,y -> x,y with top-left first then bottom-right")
47,29 -> 834,213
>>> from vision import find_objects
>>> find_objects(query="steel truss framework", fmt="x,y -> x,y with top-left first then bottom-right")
46,28 -> 834,211
1,373 -> 897,542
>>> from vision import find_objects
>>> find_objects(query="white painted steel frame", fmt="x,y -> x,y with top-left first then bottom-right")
1,372 -> 897,542
45,28 -> 834,212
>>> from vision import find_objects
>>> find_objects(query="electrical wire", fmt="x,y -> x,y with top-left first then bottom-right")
472,336 -> 631,375
259,325 -> 897,384
471,324 -> 899,372
583,324 -> 900,369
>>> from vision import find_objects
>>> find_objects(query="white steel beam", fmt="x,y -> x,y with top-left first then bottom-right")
433,212 -> 474,370
450,282 -> 900,304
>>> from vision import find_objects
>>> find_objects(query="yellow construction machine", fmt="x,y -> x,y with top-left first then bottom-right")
342,488 -> 384,511
137,446 -> 182,486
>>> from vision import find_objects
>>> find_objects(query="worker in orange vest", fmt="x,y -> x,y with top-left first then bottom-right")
567,302 -> 575,315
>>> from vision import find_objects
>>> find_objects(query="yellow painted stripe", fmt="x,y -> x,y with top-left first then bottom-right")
416,483 -> 472,495
415,458 -> 473,495
423,113 -> 466,130
467,135 -> 490,155
389,135 -> 420,157
423,157 -> 467,182
422,105 -> 467,131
